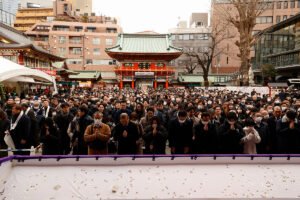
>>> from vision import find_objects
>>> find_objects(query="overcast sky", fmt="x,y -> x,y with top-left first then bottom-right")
93,0 -> 211,33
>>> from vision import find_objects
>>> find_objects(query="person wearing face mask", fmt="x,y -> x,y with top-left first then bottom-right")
266,106 -> 282,153
276,110 -> 300,153
168,110 -> 193,154
187,106 -> 200,127
143,116 -> 167,154
212,106 -> 225,128
241,118 -> 261,154
218,112 -> 244,154
84,112 -> 111,155
21,103 -> 39,148
252,112 -> 270,154
130,112 -> 144,154
193,112 -> 218,154
140,107 -> 155,130
54,103 -> 74,155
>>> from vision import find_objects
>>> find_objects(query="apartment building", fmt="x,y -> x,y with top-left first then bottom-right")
169,13 -> 211,77
54,0 -> 92,16
14,7 -> 54,32
26,21 -> 122,71
20,0 -> 54,8
211,0 -> 300,74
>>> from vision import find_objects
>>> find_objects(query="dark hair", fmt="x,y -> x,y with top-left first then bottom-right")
187,106 -> 195,112
79,105 -> 88,114
244,118 -> 256,127
286,110 -> 297,120
178,110 -> 187,117
21,103 -> 29,108
146,107 -> 155,113
227,112 -> 237,120
61,103 -> 70,108
13,105 -> 22,111
0,109 -> 7,120
150,116 -> 161,126
201,112 -> 210,118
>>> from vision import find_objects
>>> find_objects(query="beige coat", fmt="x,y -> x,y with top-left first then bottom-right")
84,123 -> 111,155
241,127 -> 261,154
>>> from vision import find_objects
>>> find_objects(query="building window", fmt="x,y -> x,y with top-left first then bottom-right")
86,27 -> 96,32
53,26 -> 69,31
283,1 -> 288,8
70,47 -> 82,55
226,57 -> 229,64
170,35 -> 175,40
276,1 -> 281,9
86,59 -> 93,64
67,59 -> 82,65
189,34 -> 194,40
106,38 -> 113,45
58,36 -> 66,44
256,16 -> 273,24
69,36 -> 82,44
58,47 -> 66,56
93,48 -> 101,55
92,38 -> 100,45
291,0 -> 295,8
183,34 -> 189,40
283,15 -> 288,20
74,26 -> 83,32
276,16 -> 281,23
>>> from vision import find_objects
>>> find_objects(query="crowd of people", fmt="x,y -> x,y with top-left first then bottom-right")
1,87 -> 300,156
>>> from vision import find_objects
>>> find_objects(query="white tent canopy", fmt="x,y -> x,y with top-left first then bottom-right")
0,57 -> 54,83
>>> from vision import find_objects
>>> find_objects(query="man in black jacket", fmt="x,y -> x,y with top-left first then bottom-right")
218,112 -> 244,154
193,112 -> 218,154
276,110 -> 300,154
10,105 -> 31,155
73,105 -> 93,155
252,112 -> 270,154
267,106 -> 282,153
168,110 -> 193,154
54,103 -> 74,155
114,113 -> 139,154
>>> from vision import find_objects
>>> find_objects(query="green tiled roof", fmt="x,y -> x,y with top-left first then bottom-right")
178,74 -> 217,83
106,34 -> 182,53
69,71 -> 101,80
179,75 -> 203,83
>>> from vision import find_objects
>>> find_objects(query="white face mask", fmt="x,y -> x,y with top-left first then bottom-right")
94,119 -> 102,125
263,115 -> 269,120
255,117 -> 262,124
178,119 -> 186,124
202,121 -> 209,125
228,121 -> 235,125
268,109 -> 273,114
282,107 -> 287,111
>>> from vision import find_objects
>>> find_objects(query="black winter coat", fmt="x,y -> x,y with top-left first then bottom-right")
143,125 -> 168,154
193,122 -> 218,154
114,122 -> 139,154
218,122 -> 244,154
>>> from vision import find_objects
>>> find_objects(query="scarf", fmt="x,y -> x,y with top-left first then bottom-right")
10,111 -> 24,131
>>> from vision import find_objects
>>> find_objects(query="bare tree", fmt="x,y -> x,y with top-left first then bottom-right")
216,0 -> 269,86
185,24 -> 233,87
183,55 -> 199,74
